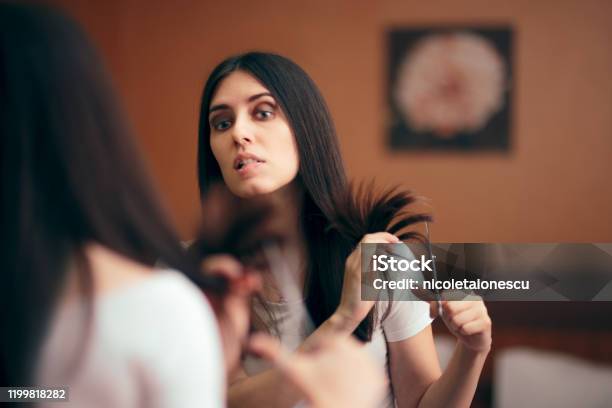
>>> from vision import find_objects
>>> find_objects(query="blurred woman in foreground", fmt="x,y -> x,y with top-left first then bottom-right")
0,4 -> 384,408
0,3 -> 227,406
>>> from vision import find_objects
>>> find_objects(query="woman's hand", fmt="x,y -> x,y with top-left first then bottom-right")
202,255 -> 261,376
249,333 -> 386,408
334,232 -> 400,332
431,297 -> 492,353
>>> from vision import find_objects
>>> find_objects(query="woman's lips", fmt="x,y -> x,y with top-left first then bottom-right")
236,160 -> 263,177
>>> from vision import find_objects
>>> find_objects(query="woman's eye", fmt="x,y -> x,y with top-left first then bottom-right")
257,111 -> 272,119
212,119 -> 232,131
255,107 -> 275,120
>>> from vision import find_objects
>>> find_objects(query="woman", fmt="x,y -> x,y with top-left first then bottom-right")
0,6 -> 385,408
0,4 -> 228,406
197,52 -> 493,407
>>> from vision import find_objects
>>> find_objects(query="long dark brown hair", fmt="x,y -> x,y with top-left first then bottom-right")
197,52 -> 430,341
0,4 -> 221,388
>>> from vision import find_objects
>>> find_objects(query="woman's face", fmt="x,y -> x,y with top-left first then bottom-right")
208,71 -> 300,198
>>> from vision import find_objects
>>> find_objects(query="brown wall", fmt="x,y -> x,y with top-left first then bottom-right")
52,0 -> 612,242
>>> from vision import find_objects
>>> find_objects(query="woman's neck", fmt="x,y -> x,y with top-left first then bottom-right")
258,181 -> 307,303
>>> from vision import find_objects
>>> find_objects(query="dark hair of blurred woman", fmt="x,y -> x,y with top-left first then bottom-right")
0,3 -> 220,387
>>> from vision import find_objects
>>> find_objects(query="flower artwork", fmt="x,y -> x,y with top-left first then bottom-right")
388,27 -> 512,151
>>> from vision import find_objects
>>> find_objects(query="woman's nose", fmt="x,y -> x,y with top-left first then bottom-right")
232,116 -> 255,146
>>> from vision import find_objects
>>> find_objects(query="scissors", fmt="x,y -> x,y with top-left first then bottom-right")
424,222 -> 443,318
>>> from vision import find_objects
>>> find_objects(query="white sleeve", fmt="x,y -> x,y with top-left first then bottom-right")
380,300 -> 433,342
137,272 -> 225,408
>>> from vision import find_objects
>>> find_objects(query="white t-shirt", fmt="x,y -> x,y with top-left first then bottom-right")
243,299 -> 433,408
37,270 -> 225,408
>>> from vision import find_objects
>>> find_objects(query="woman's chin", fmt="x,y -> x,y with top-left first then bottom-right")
228,180 -> 278,198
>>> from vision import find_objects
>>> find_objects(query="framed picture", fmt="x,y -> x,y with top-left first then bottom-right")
388,26 -> 513,151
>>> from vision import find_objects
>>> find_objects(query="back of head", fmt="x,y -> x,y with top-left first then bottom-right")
0,4 -> 209,387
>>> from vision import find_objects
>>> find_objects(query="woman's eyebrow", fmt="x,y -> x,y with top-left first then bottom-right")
248,92 -> 274,102
209,103 -> 229,115
209,92 -> 274,115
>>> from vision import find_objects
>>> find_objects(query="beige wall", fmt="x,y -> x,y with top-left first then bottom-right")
53,0 -> 612,242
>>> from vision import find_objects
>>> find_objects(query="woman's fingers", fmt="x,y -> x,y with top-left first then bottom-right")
361,232 -> 400,244
248,334 -> 318,399
241,270 -> 262,292
201,254 -> 243,279
249,333 -> 387,408
247,333 -> 287,366
443,307 -> 480,333
202,255 -> 261,296
460,317 -> 492,336
438,298 -> 492,352
442,299 -> 476,316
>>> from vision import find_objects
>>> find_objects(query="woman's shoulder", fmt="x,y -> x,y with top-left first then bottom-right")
39,253 -> 224,406
377,300 -> 433,342
80,243 -> 218,346
101,268 -> 206,307
85,243 -> 164,295
92,269 -> 225,407
96,268 -> 216,336
84,243 -> 209,308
